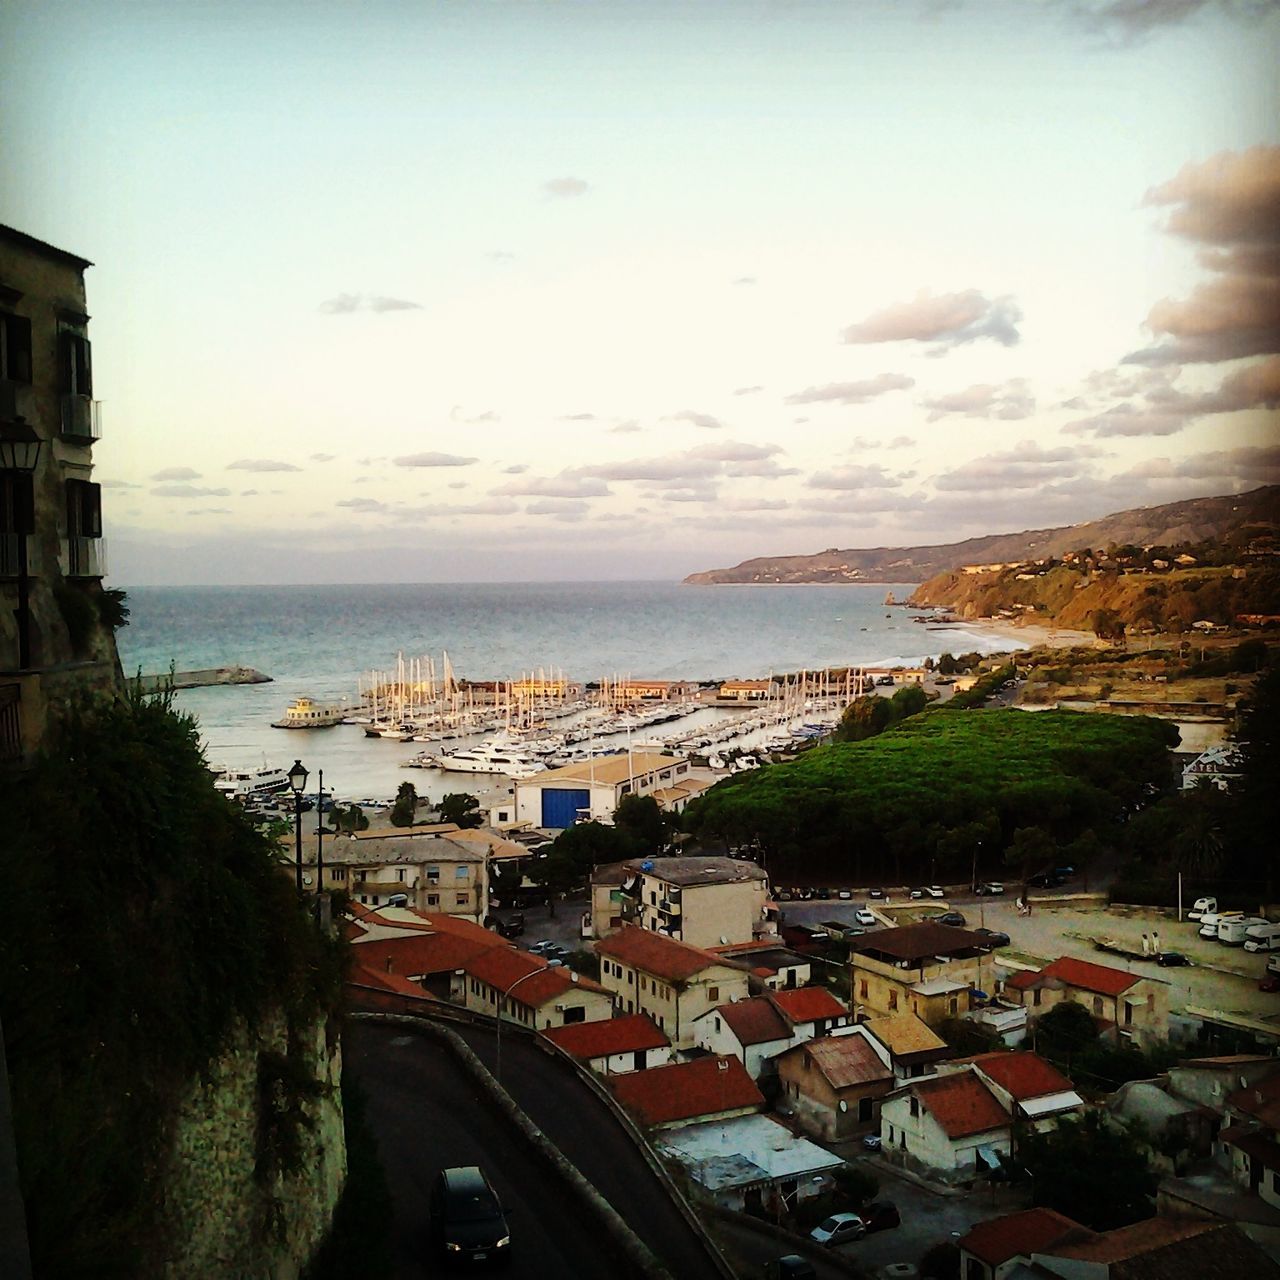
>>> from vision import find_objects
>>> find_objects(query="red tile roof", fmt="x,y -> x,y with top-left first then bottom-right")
913,1071 -> 1009,1139
609,1054 -> 764,1127
960,1208 -> 1094,1266
595,925 -> 737,982
541,1014 -> 670,1060
1004,969 -> 1040,990
770,986 -> 847,1023
348,965 -> 436,999
968,1051 -> 1075,1101
464,946 -> 609,1008
351,932 -> 499,978
1040,956 -> 1140,996
717,997 -> 793,1047
1049,1215 -> 1217,1263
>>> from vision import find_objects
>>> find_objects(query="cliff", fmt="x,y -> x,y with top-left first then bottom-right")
682,485 -> 1280,585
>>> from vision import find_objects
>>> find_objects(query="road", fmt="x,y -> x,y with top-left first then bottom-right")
346,1023 -> 639,1279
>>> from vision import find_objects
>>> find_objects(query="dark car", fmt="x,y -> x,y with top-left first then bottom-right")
974,882 -> 1006,896
935,910 -> 967,927
492,913 -> 525,939
974,928 -> 1011,948
1156,951 -> 1190,967
868,888 -> 886,900
1260,974 -> 1280,993
861,1201 -> 900,1233
1026,872 -> 1062,889
764,1256 -> 817,1280
429,1166 -> 510,1265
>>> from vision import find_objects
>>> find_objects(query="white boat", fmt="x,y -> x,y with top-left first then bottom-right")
432,745 -> 546,778
213,764 -> 290,801
271,696 -> 348,729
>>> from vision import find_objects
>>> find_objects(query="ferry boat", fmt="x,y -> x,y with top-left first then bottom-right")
213,764 -> 290,801
272,696 -> 348,729
431,745 -> 546,779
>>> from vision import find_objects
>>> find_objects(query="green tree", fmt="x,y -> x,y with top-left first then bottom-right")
329,803 -> 369,833
1005,825 -> 1054,888
438,792 -> 484,829
1034,1000 -> 1099,1060
1091,608 -> 1126,643
890,683 -> 928,718
613,793 -> 669,855
389,781 -> 417,828
1018,1112 -> 1157,1230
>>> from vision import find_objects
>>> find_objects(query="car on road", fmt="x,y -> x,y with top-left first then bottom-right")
838,888 -> 853,900
854,909 -> 877,927
1156,951 -> 1190,967
810,1212 -> 866,1247
528,940 -> 555,955
909,886 -> 945,899
862,1133 -> 882,1152
487,913 -> 524,939
860,1201 -> 900,1233
764,1256 -> 817,1280
974,928 -> 1011,948
543,943 -> 571,963
429,1165 -> 511,1265
974,882 -> 1005,896
1261,974 -> 1280,993
934,910 -> 967,927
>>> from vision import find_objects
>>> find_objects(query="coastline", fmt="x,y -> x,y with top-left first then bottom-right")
927,617 -> 1102,653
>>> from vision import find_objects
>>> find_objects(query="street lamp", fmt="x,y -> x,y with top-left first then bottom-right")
287,758 -> 309,894
0,422 -> 42,670
495,966 -> 575,1087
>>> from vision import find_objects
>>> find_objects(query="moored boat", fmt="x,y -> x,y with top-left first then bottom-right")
213,764 -> 290,801
272,696 -> 349,729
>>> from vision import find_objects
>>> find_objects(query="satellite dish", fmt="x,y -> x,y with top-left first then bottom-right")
839,1100 -> 848,1113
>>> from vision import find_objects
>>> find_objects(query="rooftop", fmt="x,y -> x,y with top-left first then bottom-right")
769,986 -> 847,1024
0,223 -> 93,270
304,830 -> 485,866
1226,1068 -> 1280,1128
789,1034 -> 893,1090
1047,1215 -> 1218,1264
714,997 -> 793,1047
852,922 -> 992,963
464,947 -> 608,1008
966,1051 -> 1075,1101
911,1070 -> 1009,1139
1040,955 -> 1144,996
657,1114 -> 842,1190
959,1207 -> 1093,1267
630,855 -> 767,886
540,1013 -> 669,1060
348,931 -> 502,979
863,1012 -> 949,1060
523,752 -> 687,788
595,925 -> 741,982
609,1054 -> 764,1127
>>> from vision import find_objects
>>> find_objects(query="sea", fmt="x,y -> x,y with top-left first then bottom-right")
117,581 -> 1014,805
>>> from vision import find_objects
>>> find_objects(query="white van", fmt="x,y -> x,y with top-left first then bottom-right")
1218,916 -> 1268,946
1245,922 -> 1280,953
1189,896 -> 1217,921
1268,955 -> 1280,977
1198,911 -> 1243,939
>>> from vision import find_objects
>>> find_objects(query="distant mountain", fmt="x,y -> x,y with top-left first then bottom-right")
681,486 -> 1280,585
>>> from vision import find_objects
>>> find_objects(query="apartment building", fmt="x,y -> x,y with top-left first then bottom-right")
849,923 -> 995,1026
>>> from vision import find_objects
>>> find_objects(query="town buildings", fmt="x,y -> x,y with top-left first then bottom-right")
1,225 -> 120,765
514,751 -> 694,827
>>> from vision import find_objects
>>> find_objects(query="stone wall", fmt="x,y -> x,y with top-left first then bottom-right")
159,1012 -> 346,1280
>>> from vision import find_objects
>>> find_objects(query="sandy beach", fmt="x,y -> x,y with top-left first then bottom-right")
932,617 -> 1103,654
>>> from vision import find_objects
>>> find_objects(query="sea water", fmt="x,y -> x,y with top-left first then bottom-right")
117,581 -> 1010,802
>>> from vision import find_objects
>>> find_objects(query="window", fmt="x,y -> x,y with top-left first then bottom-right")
909,1097 -> 919,1118
714,1017 -> 721,1032
640,976 -> 647,992
427,893 -> 439,907
330,868 -> 346,881
427,866 -> 440,884
1093,995 -> 1104,1017
859,979 -> 868,1000
888,989 -> 898,1011
1124,1002 -> 1134,1026
455,865 -> 468,879
65,479 -> 102,538
859,1097 -> 873,1122
355,870 -> 367,882
1032,989 -> 1042,1007
949,998 -> 959,1016
396,868 -> 405,882
0,312 -> 32,382
627,971 -> 634,984
708,986 -> 719,1002
58,330 -> 92,396
562,1006 -> 585,1024
455,891 -> 468,906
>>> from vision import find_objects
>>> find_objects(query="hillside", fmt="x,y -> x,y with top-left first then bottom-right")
682,485 -> 1280,585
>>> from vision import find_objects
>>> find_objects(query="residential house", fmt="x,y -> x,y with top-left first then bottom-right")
1108,1080 -> 1214,1165
1217,1066 -> 1280,1210
348,925 -> 508,1000
690,986 -> 850,1080
602,854 -> 773,948
610,678 -> 698,701
1002,956 -> 1170,1050
594,925 -> 750,1047
657,1114 -> 842,1216
303,826 -> 489,919
457,946 -> 614,1031
879,1068 -> 1012,1181
710,942 -> 807,991
1,224 -> 121,765
715,679 -> 777,703
609,1054 -> 763,1129
776,1032 -> 894,1140
861,1013 -> 953,1083
957,1207 -> 1094,1280
540,1014 -> 674,1076
1167,1055 -> 1278,1116
942,1052 -> 1085,1131
850,923 -> 996,1026
589,861 -> 633,938
513,751 -> 694,828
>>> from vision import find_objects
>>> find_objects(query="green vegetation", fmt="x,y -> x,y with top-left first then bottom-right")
942,662 -> 1016,709
438,791 -> 484,828
613,792 -> 672,854
328,802 -> 370,833
389,780 -> 417,827
0,688 -> 346,1277
832,683 -> 928,742
1033,1001 -> 1178,1093
683,709 -> 1178,884
98,585 -> 131,631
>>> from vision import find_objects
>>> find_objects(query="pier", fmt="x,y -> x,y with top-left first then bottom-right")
135,665 -> 272,693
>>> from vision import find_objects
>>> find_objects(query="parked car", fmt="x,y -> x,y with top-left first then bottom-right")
838,888 -> 853,900
909,886 -> 945,899
1188,896 -> 1218,921
494,913 -> 525,939
816,887 -> 833,900
1261,974 -> 1280,993
429,1166 -> 511,1265
860,1201 -> 900,1234
853,908 -> 877,927
974,882 -> 1005,896
810,1212 -> 866,1247
764,1257 -> 817,1280
1156,951 -> 1190,967
543,943 -> 571,963
935,910 -> 967,927
861,1133 -> 882,1152
974,928 -> 1011,948
1026,871 -> 1063,889
868,888 -> 886,900
528,940 -> 555,955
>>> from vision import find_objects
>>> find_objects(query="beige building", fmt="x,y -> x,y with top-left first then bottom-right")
776,1031 -> 895,1140
1,225 -> 121,765
514,751 -> 694,828
299,826 -> 489,920
1002,956 -> 1170,1050
592,855 -> 772,948
715,679 -> 776,702
594,925 -> 750,1048
456,946 -> 613,1031
850,923 -> 994,1026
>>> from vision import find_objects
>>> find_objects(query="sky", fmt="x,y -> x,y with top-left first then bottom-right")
2,0 -> 1278,584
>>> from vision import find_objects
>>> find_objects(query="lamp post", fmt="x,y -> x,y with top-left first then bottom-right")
287,758 -> 308,894
315,768 -> 325,893
0,423 -> 42,670
495,967 -> 573,1087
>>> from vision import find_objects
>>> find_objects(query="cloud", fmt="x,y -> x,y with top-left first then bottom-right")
725,458 -> 801,478
733,276 -> 757,286
226,458 -> 302,472
841,289 -> 1023,352
392,452 -> 479,468
311,453 -> 336,462
784,373 -> 916,405
525,498 -> 589,519
150,466 -> 202,481
487,250 -> 516,263
187,507 -> 231,515
807,464 -> 904,490
319,293 -> 422,314
150,484 -> 232,498
560,412 -> 597,421
922,378 -> 1036,422
502,464 -> 529,474
580,454 -> 723,484
668,409 -> 726,430
240,489 -> 258,496
808,490 -> 926,514
733,385 -> 764,396
658,488 -> 719,504
722,496 -> 790,512
543,176 -> 590,198
687,441 -> 782,463
889,435 -> 917,449
1076,0 -> 1274,42
100,478 -> 141,489
494,473 -> 610,498
610,419 -> 642,434
336,497 -> 389,513
392,499 -> 520,519
1119,444 -> 1280,483
934,440 -> 1103,490
451,407 -> 499,424
1126,146 -> 1280,364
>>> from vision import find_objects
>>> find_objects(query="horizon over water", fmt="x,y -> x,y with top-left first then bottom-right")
117,581 -> 1015,802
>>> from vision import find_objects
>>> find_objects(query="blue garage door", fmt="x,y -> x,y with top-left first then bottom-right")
542,788 -> 591,829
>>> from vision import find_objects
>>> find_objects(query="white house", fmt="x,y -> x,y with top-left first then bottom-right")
514,752 -> 694,828
540,1013 -> 674,1076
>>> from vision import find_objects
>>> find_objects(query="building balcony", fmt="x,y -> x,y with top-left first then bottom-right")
60,536 -> 106,578
0,532 -> 31,577
0,681 -> 21,764
60,394 -> 102,443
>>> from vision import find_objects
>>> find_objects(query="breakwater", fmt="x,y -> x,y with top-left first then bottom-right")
136,665 -> 272,693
